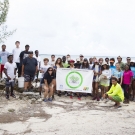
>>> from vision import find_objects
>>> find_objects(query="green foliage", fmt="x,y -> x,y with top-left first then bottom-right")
70,75 -> 79,83
0,0 -> 16,43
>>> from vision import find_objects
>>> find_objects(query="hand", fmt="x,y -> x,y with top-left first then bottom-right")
7,76 -> 11,80
103,93 -> 107,99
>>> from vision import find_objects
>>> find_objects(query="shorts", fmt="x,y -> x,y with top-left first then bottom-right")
5,79 -> 15,88
1,64 -> 4,73
112,95 -> 122,102
100,79 -> 110,87
24,74 -> 34,82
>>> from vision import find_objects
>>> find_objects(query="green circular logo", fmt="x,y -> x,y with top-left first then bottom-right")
66,71 -> 83,89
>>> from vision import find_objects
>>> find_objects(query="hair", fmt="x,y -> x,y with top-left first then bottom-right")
101,64 -> 109,71
2,44 -> 6,47
105,57 -> 109,61
127,57 -> 131,60
51,54 -> 55,57
46,67 -> 54,75
99,58 -> 103,61
35,50 -> 38,53
111,77 -> 118,82
82,59 -> 89,69
110,58 -> 115,62
43,58 -> 49,62
117,56 -> 122,60
67,54 -> 70,56
15,41 -> 20,44
125,64 -> 131,71
55,58 -> 63,67
25,45 -> 29,47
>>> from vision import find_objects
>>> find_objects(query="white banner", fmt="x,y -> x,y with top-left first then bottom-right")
56,68 -> 94,93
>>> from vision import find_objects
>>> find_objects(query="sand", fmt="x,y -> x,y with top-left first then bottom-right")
0,93 -> 135,135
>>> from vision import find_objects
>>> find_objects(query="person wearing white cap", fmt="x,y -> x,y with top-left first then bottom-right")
80,54 -> 84,63
74,58 -> 81,69
99,62 -> 111,98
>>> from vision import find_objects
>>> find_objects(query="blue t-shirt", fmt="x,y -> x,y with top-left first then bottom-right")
130,66 -> 135,78
112,69 -> 123,79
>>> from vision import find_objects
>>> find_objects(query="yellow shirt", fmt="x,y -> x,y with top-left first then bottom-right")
107,83 -> 124,101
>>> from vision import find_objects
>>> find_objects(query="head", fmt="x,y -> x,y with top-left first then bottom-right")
80,54 -> 84,61
130,62 -> 134,66
93,57 -> 97,62
111,77 -> 118,85
127,57 -> 131,64
29,51 -> 33,58
62,56 -> 66,62
8,54 -> 13,63
110,58 -> 115,66
105,57 -> 109,63
47,67 -> 54,75
125,64 -> 131,71
55,58 -> 63,67
94,60 -> 99,65
67,54 -> 70,59
43,58 -> 49,65
82,58 -> 89,68
99,58 -> 103,65
117,56 -> 122,63
51,55 -> 55,61
69,60 -> 75,66
25,45 -> 30,51
2,44 -> 6,51
15,41 -> 20,48
101,63 -> 109,71
35,50 -> 39,56
83,58 -> 88,65
115,63 -> 121,71
89,58 -> 93,64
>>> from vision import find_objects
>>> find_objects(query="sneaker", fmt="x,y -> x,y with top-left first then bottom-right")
70,96 -> 73,99
78,97 -> 81,100
6,95 -> 9,100
43,99 -> 48,102
58,93 -> 61,97
52,95 -> 54,100
48,98 -> 52,102
10,93 -> 16,98
23,89 -> 29,93
92,97 -> 97,100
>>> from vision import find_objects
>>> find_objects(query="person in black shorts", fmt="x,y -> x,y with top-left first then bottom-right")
22,51 -> 38,92
43,67 -> 56,102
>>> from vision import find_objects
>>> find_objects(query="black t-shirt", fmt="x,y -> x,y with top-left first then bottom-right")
74,63 -> 81,69
19,51 -> 29,65
23,57 -> 37,76
43,72 -> 55,84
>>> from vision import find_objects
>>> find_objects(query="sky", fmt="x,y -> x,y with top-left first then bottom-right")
3,0 -> 135,56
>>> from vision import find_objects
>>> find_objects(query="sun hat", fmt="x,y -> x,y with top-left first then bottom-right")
69,60 -> 75,63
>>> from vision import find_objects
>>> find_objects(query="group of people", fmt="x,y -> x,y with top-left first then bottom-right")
0,41 -> 135,108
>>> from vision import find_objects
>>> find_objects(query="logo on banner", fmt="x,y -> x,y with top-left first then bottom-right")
66,71 -> 83,89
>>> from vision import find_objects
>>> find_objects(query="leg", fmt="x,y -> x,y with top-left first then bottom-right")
10,81 -> 16,98
24,74 -> 30,91
95,82 -> 99,101
108,96 -> 120,107
101,85 -> 104,97
44,85 -> 49,99
92,82 -> 96,97
48,85 -> 53,98
105,86 -> 109,93
133,80 -> 135,100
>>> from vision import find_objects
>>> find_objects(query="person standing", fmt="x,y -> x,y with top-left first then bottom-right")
19,45 -> 30,75
89,58 -> 93,69
4,54 -> 16,99
126,57 -> 131,66
50,54 -> 55,67
80,58 -> 91,69
116,56 -> 125,71
74,58 -> 81,69
12,41 -> 22,77
0,44 -> 9,78
110,58 -> 116,73
105,57 -> 109,65
62,56 -> 69,68
22,51 -> 38,92
122,64 -> 133,104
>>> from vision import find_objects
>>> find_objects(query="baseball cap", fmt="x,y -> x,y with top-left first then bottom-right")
80,54 -> 84,57
76,58 -> 80,62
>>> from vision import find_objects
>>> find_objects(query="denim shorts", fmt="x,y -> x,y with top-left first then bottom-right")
5,79 -> 15,88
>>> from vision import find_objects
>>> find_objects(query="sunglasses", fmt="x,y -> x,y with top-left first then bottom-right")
49,70 -> 53,71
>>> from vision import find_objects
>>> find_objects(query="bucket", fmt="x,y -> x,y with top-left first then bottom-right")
18,77 -> 24,88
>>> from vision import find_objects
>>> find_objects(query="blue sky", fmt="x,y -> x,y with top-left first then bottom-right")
3,0 -> 135,56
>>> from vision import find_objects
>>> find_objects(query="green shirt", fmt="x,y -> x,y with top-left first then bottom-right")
107,83 -> 124,101
62,62 -> 69,68
116,62 -> 125,71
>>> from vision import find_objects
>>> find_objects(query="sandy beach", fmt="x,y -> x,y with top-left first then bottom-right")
0,92 -> 135,135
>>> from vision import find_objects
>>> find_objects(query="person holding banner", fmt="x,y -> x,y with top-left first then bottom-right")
92,60 -> 101,101
100,62 -> 111,98
43,67 -> 56,102
103,77 -> 124,108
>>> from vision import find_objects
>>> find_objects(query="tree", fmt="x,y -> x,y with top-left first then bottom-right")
0,0 -> 16,43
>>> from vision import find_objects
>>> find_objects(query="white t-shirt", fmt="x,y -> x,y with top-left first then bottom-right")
40,64 -> 51,77
49,61 -> 55,67
4,62 -> 17,82
34,55 -> 41,69
12,48 -> 22,63
102,69 -> 112,79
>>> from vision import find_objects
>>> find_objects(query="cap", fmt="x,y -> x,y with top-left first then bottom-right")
69,60 -> 75,63
102,62 -> 108,66
76,58 -> 80,62
80,54 -> 84,57
84,58 -> 88,61
67,58 -> 71,61
7,53 -> 13,58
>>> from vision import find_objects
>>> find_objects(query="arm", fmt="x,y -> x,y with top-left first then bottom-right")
4,68 -> 11,80
44,79 -> 49,88
107,69 -> 112,79
107,87 -> 120,96
106,86 -> 113,94
21,65 -> 24,76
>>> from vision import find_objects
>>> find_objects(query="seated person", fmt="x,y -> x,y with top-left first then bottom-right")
42,67 -> 56,102
103,77 -> 124,108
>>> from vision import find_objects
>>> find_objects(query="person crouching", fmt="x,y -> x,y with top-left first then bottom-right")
4,54 -> 17,99
103,77 -> 124,108
43,67 -> 55,102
